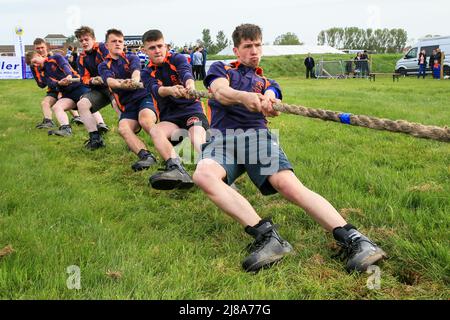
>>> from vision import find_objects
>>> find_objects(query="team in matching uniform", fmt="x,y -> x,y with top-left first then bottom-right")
26,24 -> 386,273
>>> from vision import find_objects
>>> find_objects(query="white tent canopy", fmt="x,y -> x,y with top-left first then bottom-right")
217,45 -> 345,56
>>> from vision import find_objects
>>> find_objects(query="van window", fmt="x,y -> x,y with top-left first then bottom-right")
420,45 -> 439,56
405,47 -> 418,59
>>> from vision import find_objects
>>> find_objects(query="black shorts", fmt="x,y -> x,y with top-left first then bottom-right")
62,86 -> 90,104
200,130 -> 294,196
80,88 -> 113,113
169,113 -> 209,131
167,113 -> 209,146
46,90 -> 58,99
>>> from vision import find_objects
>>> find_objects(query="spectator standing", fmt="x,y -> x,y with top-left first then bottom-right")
429,49 -> 436,72
180,46 -> 189,54
361,50 -> 370,78
192,47 -> 203,80
200,46 -> 207,80
435,48 -> 442,65
304,53 -> 315,79
433,59 -> 441,79
417,49 -> 427,79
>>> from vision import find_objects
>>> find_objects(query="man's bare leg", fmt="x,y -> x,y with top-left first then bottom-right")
52,98 -> 75,126
118,119 -> 147,154
77,97 -> 98,133
49,98 -> 75,136
41,96 -> 56,120
92,111 -> 105,125
149,121 -> 193,189
119,117 -> 156,171
36,96 -> 57,129
149,122 -> 180,161
188,125 -> 206,154
268,170 -> 346,232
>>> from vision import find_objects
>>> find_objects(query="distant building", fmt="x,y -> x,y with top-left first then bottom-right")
0,45 -> 34,56
44,34 -> 68,48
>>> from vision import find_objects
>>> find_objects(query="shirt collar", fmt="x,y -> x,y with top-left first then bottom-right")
149,51 -> 172,69
80,42 -> 100,57
231,60 -> 264,76
105,51 -> 126,61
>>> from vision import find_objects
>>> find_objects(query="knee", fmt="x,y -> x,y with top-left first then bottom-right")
50,103 -> 60,111
139,115 -> 156,129
271,171 -> 303,195
118,124 -> 132,137
41,100 -> 51,109
149,126 -> 162,140
193,161 -> 219,187
77,98 -> 91,111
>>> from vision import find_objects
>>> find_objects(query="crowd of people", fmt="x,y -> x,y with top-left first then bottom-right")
418,48 -> 444,79
25,24 -> 386,274
110,43 -> 209,81
304,50 -> 371,79
305,48 -> 446,80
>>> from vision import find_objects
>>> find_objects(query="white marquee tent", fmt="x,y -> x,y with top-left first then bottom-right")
217,45 -> 345,56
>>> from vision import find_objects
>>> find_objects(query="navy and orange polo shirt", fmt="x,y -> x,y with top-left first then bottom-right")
141,52 -> 204,121
204,61 -> 282,134
39,54 -> 82,93
31,54 -> 58,93
77,42 -> 109,87
98,53 -> 149,111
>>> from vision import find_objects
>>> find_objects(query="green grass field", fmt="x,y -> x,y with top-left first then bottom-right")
0,75 -> 449,299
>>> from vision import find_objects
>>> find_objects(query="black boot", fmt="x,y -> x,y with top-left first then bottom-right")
333,224 -> 387,272
149,158 -> 193,190
48,124 -> 72,136
242,219 -> 293,272
71,116 -> 84,126
84,131 -> 105,150
131,149 -> 157,171
97,122 -> 110,134
36,118 -> 55,129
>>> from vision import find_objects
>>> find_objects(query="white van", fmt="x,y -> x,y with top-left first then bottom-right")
395,36 -> 450,76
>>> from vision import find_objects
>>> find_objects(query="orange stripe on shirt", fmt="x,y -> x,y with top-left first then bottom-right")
34,66 -> 43,84
112,93 -> 125,112
206,101 -> 212,125
151,96 -> 160,118
82,68 -> 91,85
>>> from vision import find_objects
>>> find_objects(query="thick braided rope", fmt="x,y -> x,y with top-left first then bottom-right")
189,90 -> 450,142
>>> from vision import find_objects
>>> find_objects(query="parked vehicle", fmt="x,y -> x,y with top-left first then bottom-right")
396,36 -> 450,76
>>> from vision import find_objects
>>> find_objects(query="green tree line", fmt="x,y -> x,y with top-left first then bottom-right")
317,27 -> 408,53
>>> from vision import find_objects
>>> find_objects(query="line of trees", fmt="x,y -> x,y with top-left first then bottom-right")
199,29 -> 231,55
317,27 -> 408,53
273,32 -> 303,45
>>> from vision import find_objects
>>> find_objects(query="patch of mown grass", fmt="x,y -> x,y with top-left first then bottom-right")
0,77 -> 448,299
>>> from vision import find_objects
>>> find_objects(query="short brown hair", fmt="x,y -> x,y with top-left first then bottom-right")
142,29 -> 164,43
232,24 -> 262,47
25,51 -> 38,65
33,38 -> 46,46
105,29 -> 124,42
75,26 -> 95,39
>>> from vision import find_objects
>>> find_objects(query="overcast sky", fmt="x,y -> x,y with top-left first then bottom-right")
1,0 -> 449,47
